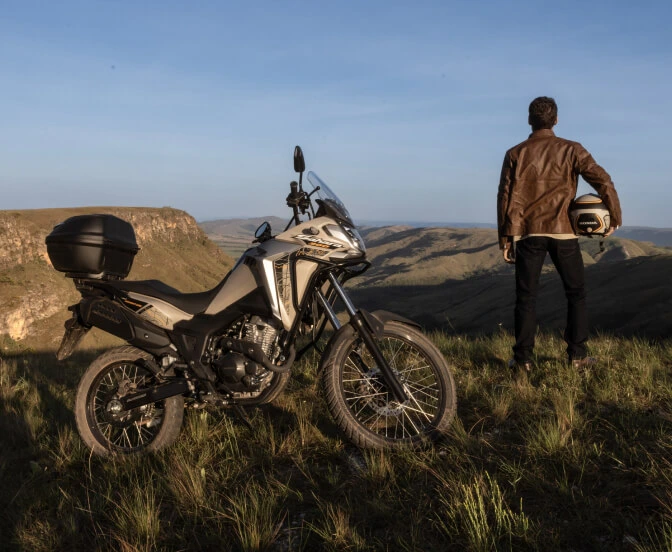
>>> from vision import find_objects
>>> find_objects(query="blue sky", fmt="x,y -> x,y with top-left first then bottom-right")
1,0 -> 671,226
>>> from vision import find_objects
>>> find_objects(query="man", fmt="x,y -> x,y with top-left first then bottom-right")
497,96 -> 622,371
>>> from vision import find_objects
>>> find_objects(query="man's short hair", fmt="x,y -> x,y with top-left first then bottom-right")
528,97 -> 557,130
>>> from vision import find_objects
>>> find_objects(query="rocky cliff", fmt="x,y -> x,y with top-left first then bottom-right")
0,207 -> 234,350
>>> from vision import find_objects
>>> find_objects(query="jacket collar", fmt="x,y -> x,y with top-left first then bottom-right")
529,128 -> 555,139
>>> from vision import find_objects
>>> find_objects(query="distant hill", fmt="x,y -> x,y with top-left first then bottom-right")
1,207 -> 234,351
355,226 -> 670,287
200,217 -> 672,271
200,216 -> 287,258
350,254 -> 672,338
198,219 -> 672,337
614,227 -> 672,247
352,226 -> 672,336
362,222 -> 672,247
357,227 -> 505,286
358,220 -> 497,229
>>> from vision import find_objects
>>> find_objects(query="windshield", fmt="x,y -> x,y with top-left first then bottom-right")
306,171 -> 355,226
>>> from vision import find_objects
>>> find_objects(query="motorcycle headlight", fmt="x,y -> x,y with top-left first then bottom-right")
324,224 -> 366,258
344,225 -> 366,252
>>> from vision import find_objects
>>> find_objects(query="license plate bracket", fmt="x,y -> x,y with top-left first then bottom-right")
56,308 -> 90,361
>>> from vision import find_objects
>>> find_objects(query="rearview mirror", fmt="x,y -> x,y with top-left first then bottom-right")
254,221 -> 272,243
294,145 -> 305,173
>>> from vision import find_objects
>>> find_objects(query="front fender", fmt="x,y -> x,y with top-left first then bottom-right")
320,309 -> 420,369
359,309 -> 421,340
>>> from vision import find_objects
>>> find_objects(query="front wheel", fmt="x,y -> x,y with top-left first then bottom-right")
322,321 -> 457,449
74,346 -> 184,456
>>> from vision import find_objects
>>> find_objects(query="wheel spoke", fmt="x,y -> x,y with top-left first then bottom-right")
406,395 -> 434,424
384,339 -> 405,369
345,390 -> 387,401
89,361 -> 165,453
340,331 -> 447,443
403,383 -> 438,401
397,363 -> 432,374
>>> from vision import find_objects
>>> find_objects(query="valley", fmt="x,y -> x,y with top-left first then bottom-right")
199,217 -> 672,337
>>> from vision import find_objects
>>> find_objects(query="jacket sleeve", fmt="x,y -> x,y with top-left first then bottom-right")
497,152 -> 514,249
575,143 -> 623,227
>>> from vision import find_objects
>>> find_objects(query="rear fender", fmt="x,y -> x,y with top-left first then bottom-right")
56,305 -> 91,361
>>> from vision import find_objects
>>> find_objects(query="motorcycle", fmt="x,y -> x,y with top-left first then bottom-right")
46,146 -> 457,455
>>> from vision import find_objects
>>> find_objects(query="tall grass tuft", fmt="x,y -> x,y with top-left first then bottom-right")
217,479 -> 285,552
436,471 -> 533,551
108,474 -> 163,552
309,499 -> 367,551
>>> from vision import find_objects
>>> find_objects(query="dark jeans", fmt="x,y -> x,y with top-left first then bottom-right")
513,237 -> 588,363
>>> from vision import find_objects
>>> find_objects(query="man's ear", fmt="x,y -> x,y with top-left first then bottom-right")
554,116 -> 558,126
528,114 -> 532,126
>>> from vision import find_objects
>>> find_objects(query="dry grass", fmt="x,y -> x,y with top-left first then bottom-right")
1,331 -> 671,551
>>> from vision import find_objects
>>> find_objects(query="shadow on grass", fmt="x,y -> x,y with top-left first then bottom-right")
0,350 -> 96,549
0,333 -> 670,550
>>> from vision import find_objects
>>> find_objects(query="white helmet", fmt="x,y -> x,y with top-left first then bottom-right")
569,193 -> 611,236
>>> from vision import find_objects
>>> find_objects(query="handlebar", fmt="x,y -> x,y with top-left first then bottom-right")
284,181 -> 320,230
286,181 -> 302,207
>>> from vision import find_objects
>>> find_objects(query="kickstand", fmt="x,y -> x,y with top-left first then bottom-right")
232,404 -> 253,430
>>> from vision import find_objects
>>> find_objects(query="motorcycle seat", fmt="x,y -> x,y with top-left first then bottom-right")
107,279 -> 223,315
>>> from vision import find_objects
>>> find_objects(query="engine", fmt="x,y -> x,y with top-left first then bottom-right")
243,316 -> 281,360
209,316 -> 281,395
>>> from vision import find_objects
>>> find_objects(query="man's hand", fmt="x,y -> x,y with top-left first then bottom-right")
502,240 -> 515,264
604,225 -> 618,237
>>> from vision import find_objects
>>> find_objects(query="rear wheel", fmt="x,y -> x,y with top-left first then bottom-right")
322,321 -> 456,449
74,346 -> 184,456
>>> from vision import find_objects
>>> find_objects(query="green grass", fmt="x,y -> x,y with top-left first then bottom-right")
1,332 -> 671,551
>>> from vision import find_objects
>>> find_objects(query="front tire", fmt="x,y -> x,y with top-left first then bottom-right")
322,321 -> 456,449
74,346 -> 184,456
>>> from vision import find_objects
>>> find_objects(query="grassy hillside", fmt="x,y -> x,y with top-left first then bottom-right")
1,332 -> 670,551
3,218 -> 671,550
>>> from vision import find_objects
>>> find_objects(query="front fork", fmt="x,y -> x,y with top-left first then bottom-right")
316,273 -> 409,403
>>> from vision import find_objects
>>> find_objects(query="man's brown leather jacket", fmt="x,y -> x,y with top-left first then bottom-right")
497,129 -> 622,249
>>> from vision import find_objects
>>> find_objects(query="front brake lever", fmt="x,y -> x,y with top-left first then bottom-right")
299,195 -> 312,215
298,186 -> 320,216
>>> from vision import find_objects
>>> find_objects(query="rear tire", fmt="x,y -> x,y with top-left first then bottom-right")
322,321 -> 456,449
74,346 -> 184,456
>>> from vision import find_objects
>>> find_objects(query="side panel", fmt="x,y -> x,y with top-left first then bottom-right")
79,296 -> 172,351
262,218 -> 346,330
240,241 -> 302,330
295,259 -> 319,306
204,262 -> 261,315
123,292 -> 193,330
199,216 -> 357,332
